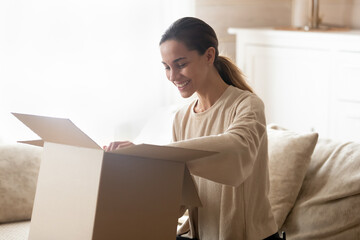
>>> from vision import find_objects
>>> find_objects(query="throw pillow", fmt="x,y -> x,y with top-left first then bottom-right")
0,143 -> 42,223
267,124 -> 318,229
282,138 -> 360,239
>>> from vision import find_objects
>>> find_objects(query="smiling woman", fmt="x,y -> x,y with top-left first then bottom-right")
158,17 -> 281,240
0,0 -> 193,145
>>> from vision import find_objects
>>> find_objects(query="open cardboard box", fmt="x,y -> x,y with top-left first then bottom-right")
13,113 -> 216,240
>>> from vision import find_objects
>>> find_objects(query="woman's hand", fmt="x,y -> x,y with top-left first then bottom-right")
103,141 -> 135,151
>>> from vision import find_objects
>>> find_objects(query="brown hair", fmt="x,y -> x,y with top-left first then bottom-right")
160,17 -> 253,93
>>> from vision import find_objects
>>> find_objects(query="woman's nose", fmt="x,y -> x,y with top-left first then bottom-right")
169,69 -> 178,82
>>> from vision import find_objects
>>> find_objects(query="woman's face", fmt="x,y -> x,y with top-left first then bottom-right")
160,40 -> 211,98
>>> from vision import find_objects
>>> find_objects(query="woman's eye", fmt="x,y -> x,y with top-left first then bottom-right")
177,63 -> 187,69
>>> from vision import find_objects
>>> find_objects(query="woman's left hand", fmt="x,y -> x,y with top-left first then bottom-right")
103,141 -> 135,151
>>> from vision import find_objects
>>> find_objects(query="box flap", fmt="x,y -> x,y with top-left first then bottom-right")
18,139 -> 44,147
182,167 -> 202,206
112,144 -> 214,208
113,144 -> 217,163
12,113 -> 101,149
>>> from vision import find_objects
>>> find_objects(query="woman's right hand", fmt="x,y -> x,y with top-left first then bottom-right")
103,141 -> 134,152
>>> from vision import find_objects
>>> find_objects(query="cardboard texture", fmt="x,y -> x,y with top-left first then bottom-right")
12,113 -> 216,240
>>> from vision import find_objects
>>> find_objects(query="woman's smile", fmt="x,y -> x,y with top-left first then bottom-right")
175,80 -> 191,89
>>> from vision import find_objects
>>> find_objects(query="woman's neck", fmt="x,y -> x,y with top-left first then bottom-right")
195,71 -> 229,113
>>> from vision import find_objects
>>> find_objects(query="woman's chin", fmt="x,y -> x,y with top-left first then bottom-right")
179,91 -> 195,99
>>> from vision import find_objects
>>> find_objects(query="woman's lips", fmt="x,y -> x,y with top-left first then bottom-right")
175,80 -> 191,89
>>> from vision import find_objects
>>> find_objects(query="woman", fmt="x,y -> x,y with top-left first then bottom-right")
160,17 -> 280,240
108,17 -> 281,240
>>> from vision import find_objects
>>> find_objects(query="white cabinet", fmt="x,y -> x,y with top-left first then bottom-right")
229,28 -> 360,142
331,52 -> 360,142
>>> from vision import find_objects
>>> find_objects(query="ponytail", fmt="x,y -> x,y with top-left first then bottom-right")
215,56 -> 254,93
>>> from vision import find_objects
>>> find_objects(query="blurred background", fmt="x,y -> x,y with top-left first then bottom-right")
1,0 -> 359,146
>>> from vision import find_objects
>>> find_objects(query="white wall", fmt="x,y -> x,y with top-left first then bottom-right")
0,0 -> 193,145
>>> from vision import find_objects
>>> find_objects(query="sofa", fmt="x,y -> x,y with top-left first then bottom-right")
0,143 -> 41,240
1,119 -> 360,239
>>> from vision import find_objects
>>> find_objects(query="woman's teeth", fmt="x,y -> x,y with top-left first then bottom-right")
177,80 -> 190,88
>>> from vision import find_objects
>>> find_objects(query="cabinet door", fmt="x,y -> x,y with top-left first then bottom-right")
244,45 -> 331,137
330,52 -> 360,142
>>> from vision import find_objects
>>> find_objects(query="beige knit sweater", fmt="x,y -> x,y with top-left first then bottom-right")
170,86 -> 277,240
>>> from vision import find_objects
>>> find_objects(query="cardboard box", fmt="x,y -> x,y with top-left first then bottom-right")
13,113 -> 216,240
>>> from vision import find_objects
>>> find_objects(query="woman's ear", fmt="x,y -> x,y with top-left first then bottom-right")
205,47 -> 216,64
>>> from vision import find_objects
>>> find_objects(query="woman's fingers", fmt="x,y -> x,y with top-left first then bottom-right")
115,141 -> 134,149
105,141 -> 134,151
108,142 -> 118,151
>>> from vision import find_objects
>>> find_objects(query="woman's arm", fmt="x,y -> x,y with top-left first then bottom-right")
170,96 -> 267,187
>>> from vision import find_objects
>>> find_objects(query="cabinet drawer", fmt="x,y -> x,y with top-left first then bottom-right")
331,101 -> 360,143
335,52 -> 360,102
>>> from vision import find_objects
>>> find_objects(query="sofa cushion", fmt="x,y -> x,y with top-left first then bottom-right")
282,138 -> 360,239
0,144 -> 42,223
267,124 -> 318,229
0,221 -> 30,240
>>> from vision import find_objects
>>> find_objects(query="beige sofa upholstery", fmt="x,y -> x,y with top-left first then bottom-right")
282,138 -> 360,239
0,221 -> 30,240
267,126 -> 360,239
1,125 -> 359,240
0,144 -> 41,240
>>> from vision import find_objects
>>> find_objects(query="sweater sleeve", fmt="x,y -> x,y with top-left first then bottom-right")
169,95 -> 267,187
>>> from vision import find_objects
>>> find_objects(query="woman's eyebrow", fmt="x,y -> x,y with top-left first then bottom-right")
173,57 -> 187,63
161,57 -> 187,65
